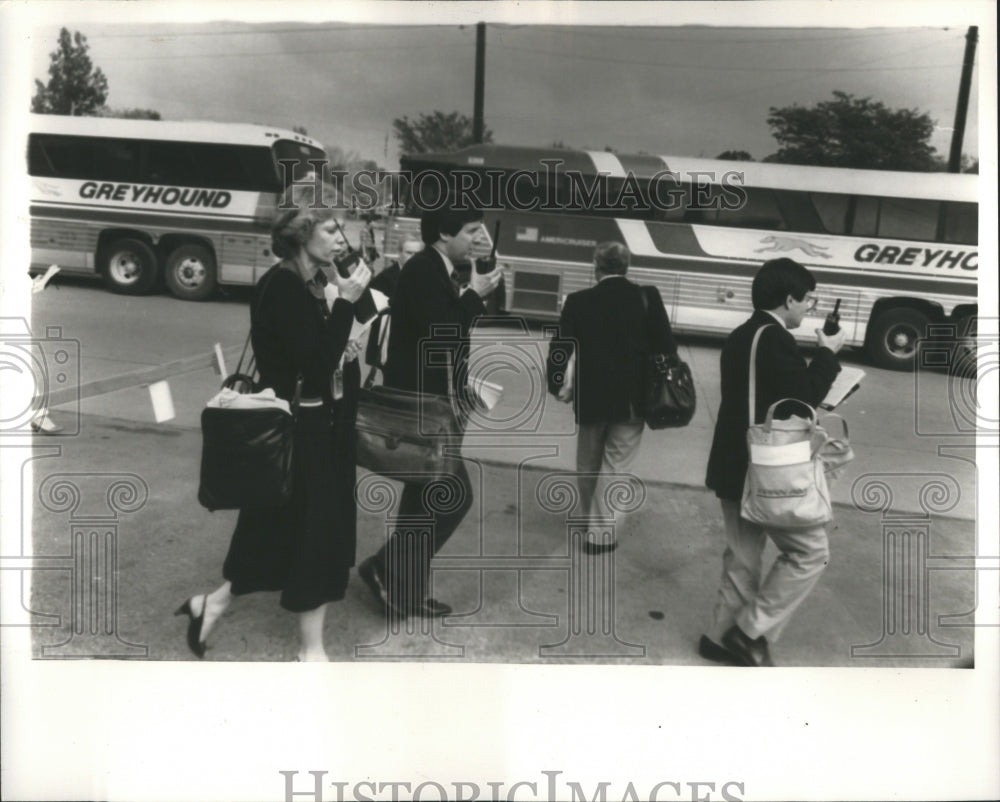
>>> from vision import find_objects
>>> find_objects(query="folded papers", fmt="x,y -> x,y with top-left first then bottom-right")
206,387 -> 291,414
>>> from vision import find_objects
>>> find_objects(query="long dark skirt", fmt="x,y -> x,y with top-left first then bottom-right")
222,402 -> 357,612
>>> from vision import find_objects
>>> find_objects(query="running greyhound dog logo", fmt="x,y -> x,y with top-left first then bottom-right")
755,235 -> 831,259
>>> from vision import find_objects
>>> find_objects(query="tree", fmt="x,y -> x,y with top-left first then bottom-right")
766,91 -> 938,171
392,111 -> 493,154
93,106 -> 161,120
716,150 -> 754,161
32,28 -> 109,115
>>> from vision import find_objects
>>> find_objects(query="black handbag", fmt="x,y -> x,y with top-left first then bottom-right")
355,314 -> 463,484
640,287 -> 696,429
198,270 -> 302,511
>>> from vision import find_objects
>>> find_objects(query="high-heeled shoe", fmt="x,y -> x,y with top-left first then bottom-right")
30,412 -> 63,434
174,596 -> 207,659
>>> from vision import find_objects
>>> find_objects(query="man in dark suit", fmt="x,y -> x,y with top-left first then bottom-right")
547,242 -> 677,553
364,234 -> 421,370
358,205 -> 502,618
701,257 -> 846,666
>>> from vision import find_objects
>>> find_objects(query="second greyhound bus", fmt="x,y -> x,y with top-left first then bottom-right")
386,144 -> 978,370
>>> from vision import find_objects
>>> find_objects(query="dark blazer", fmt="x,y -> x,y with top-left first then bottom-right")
363,260 -> 401,369
705,309 -> 841,501
250,262 -> 356,404
382,247 -> 486,397
547,276 -> 677,425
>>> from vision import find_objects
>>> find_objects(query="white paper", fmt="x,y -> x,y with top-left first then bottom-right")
30,264 -> 60,293
468,376 -> 504,411
148,381 -> 175,423
210,342 -> 227,377
821,366 -> 866,410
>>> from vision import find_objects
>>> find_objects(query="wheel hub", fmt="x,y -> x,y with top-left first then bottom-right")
888,327 -> 916,354
177,259 -> 205,288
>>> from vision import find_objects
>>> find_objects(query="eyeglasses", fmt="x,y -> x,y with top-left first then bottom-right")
803,296 -> 819,312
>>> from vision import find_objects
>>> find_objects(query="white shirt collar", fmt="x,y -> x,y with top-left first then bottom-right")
432,243 -> 455,276
763,309 -> 788,328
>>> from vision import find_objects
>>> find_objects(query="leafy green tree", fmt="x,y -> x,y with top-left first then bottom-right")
31,28 -> 109,115
716,150 -> 754,161
766,91 -> 938,171
393,111 -> 493,154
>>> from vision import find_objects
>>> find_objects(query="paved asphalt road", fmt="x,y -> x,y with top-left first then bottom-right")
7,278 -> 983,667
28,276 -> 981,519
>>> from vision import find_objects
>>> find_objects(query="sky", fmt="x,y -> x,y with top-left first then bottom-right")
10,2 -> 990,170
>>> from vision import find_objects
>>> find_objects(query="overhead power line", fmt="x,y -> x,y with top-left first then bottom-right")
492,42 -> 962,73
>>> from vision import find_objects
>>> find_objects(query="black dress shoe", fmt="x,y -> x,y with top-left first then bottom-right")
421,597 -> 453,617
174,596 -> 207,659
582,538 -> 619,555
721,625 -> 774,667
698,635 -> 739,665
359,557 -> 407,617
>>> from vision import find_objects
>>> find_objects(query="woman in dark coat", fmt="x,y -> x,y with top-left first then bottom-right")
177,183 -> 371,661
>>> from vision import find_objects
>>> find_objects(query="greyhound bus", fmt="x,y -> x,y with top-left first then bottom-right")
387,144 -> 978,370
27,113 -> 326,300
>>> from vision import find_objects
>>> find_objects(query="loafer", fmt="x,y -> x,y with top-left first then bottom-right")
421,597 -> 453,617
698,635 -> 738,665
721,625 -> 775,667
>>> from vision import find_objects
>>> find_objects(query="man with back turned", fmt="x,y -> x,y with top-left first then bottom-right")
701,257 -> 846,666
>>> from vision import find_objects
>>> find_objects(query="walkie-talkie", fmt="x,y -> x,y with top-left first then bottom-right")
331,218 -> 361,278
475,220 -> 502,274
823,298 -> 842,335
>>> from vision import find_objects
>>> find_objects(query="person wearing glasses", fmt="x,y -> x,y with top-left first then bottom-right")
701,257 -> 846,667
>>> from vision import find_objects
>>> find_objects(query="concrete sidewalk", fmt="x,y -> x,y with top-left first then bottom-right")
26,411 -> 976,667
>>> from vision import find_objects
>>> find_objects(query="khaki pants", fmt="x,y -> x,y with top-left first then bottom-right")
575,419 -> 645,540
711,498 -> 830,643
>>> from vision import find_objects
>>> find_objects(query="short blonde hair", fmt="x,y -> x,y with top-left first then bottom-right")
271,182 -> 343,258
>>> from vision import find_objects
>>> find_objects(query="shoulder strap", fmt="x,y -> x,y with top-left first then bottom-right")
363,312 -> 390,389
747,324 -> 773,425
639,285 -> 652,348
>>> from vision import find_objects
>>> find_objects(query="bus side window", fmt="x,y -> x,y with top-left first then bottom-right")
850,196 -> 879,237
652,180 -> 689,223
28,135 -> 139,182
943,201 -> 978,245
878,197 -> 940,242
775,190 -> 822,233
713,187 -> 787,230
28,135 -> 57,177
810,192 -> 851,234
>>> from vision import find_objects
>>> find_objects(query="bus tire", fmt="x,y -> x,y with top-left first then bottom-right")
866,307 -> 929,371
164,244 -> 217,301
102,238 -> 159,295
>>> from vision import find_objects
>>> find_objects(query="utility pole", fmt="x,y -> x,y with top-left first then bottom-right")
473,21 -> 486,144
947,25 -> 978,173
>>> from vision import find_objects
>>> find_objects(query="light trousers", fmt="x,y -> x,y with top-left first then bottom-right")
575,418 -> 645,539
711,498 -> 830,643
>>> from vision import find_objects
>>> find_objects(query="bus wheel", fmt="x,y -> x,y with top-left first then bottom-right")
164,244 -> 217,301
102,238 -> 159,295
867,307 -> 929,371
